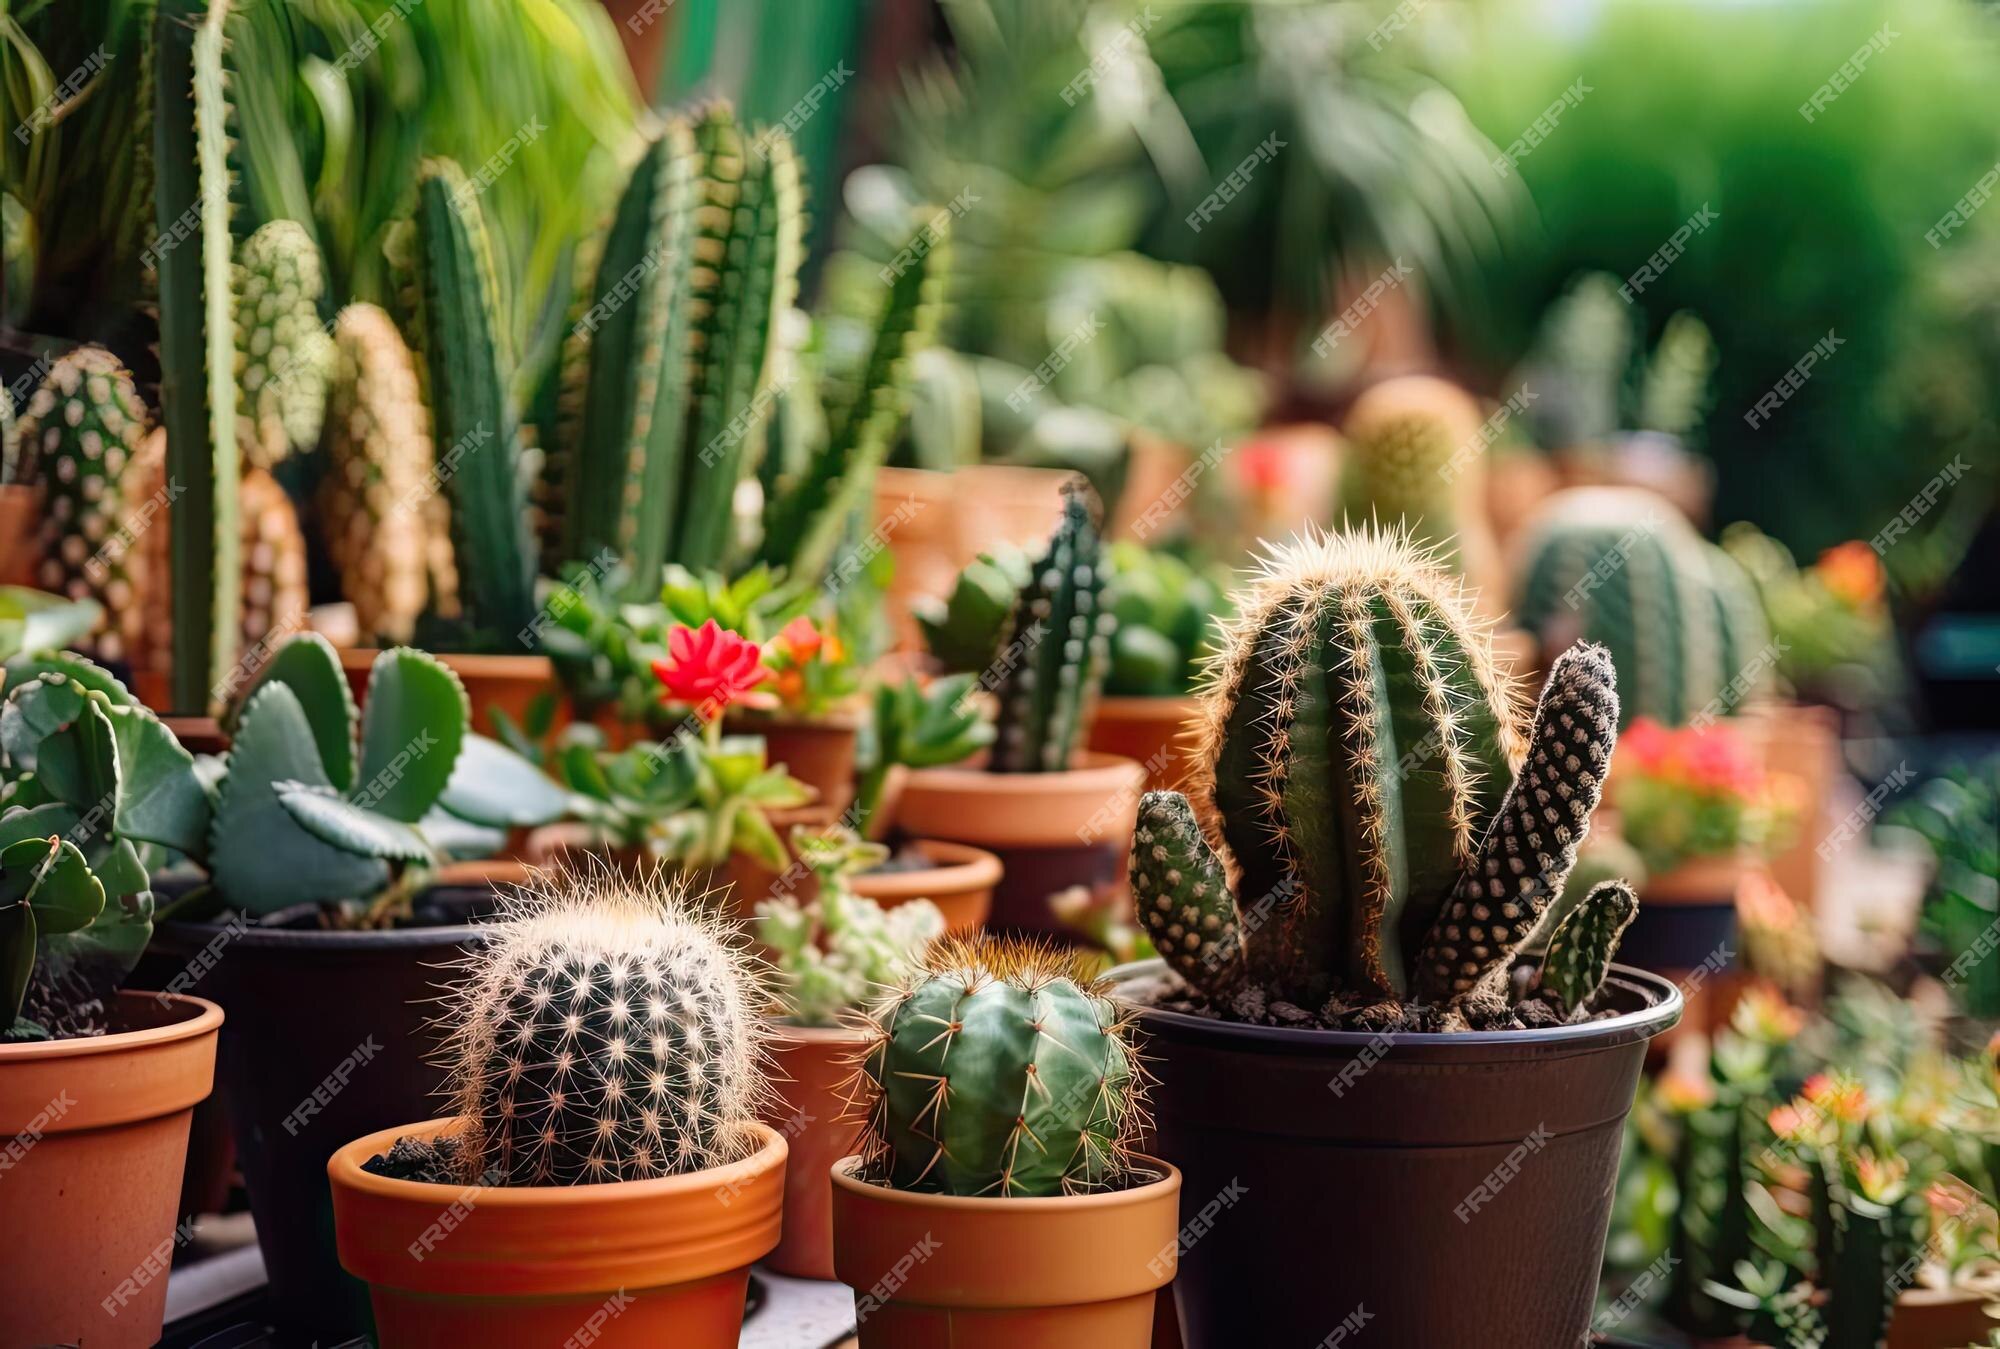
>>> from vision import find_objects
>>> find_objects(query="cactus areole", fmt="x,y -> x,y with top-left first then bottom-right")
1128,526 -> 1636,1030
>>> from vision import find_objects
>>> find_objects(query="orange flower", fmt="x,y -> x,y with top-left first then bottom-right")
1659,1070 -> 1716,1114
772,615 -> 824,663
651,620 -> 773,720
1815,541 -> 1883,608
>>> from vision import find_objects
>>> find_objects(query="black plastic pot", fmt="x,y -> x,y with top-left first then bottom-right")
148,889 -> 503,1344
1109,961 -> 1681,1349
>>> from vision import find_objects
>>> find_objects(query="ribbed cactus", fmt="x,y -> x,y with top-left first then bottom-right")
1533,879 -> 1637,1015
21,347 -> 150,665
1514,487 -> 1770,727
444,871 -> 768,1185
856,936 -> 1142,1197
989,481 -> 1108,773
322,303 -> 439,644
238,466 -> 308,653
1130,526 -> 1630,1018
233,219 -> 334,468
1338,375 -> 1489,571
0,383 -> 22,484
411,158 -> 536,647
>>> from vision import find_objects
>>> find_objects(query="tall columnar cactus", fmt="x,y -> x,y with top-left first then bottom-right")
856,936 -> 1142,1197
154,0 -> 240,711
989,481 -> 1108,773
0,384 -> 22,484
444,871 -> 768,1185
20,347 -> 150,665
411,158 -> 536,646
1338,375 -> 1499,587
1513,486 -> 1770,728
1130,526 -> 1629,1018
233,218 -> 335,468
321,302 -> 441,643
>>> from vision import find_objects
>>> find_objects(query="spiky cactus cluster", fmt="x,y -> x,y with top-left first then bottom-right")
233,219 -> 334,468
445,871 -> 769,1186
856,936 -> 1143,1197
988,481 -> 1108,773
1513,486 -> 1771,728
1130,526 -> 1630,1020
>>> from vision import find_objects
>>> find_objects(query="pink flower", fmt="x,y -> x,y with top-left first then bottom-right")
652,620 -> 773,720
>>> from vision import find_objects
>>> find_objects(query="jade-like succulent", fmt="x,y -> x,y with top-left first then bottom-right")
1130,526 -> 1629,1021
755,826 -> 945,1028
1102,542 -> 1231,697
443,869 -> 769,1184
233,219 -> 335,468
856,935 -> 1143,1197
913,543 -> 1031,674
854,673 -> 995,831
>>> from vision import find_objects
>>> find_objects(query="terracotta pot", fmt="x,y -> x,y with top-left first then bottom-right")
1744,699 -> 1841,912
762,1023 -> 870,1280
831,1154 -> 1182,1348
1087,696 -> 1200,792
714,803 -> 842,919
852,839 -> 1001,933
894,753 -> 1146,935
0,991 -> 223,1349
1888,1280 -> 2000,1348
951,464 -> 1070,561
331,1117 -> 786,1348
875,467 -> 966,654
340,647 -> 567,737
727,709 -> 862,815
0,482 -> 41,586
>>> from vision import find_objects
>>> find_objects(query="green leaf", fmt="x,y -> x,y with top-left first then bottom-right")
0,901 -> 34,1026
38,697 -> 118,820
708,735 -> 769,795
0,587 -> 104,663
0,803 -> 81,851
3,836 -> 105,934
353,649 -> 468,822
417,808 -> 507,861
2,653 -> 137,706
276,783 -> 436,863
0,676 -> 85,771
731,804 -> 788,871
437,734 -> 568,827
104,705 -> 211,856
235,634 -> 358,792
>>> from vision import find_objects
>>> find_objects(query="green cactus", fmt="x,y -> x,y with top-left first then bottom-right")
153,0 -> 241,712
0,384 -> 20,485
1514,486 -> 1771,728
233,219 -> 334,468
914,543 -> 1032,674
1533,879 -> 1637,1015
989,481 -> 1109,774
1337,374 -> 1485,570
857,936 -> 1143,1197
410,158 -> 536,648
17,348 -> 151,666
444,870 -> 769,1184
755,825 -> 946,1028
1102,542 -> 1232,697
1637,311 -> 1718,442
1130,527 -> 1630,1017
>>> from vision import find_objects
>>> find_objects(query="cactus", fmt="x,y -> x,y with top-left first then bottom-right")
410,158 -> 536,648
18,348 -> 151,666
237,465 -> 308,654
1130,525 -> 1631,1020
0,384 -> 21,485
1637,311 -> 1718,442
321,303 -> 441,644
1338,375 -> 1493,576
1102,542 -> 1232,697
855,935 -> 1143,1197
1532,879 -> 1636,1015
989,481 -> 1109,773
914,543 -> 1031,674
443,870 -> 769,1184
855,673 -> 996,832
1514,486 -> 1770,728
233,219 -> 334,468
153,0 -> 241,712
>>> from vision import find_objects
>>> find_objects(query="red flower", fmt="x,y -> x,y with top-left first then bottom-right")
652,620 -> 773,719
771,615 -> 824,663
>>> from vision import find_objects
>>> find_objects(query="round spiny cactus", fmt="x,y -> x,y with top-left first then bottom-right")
21,346 -> 150,664
234,219 -> 335,468
238,466 -> 308,653
445,869 -> 769,1186
856,935 -> 1144,1198
1339,376 -> 1487,564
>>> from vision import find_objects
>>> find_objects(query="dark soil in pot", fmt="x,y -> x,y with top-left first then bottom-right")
1109,960 -> 1681,1349
146,887 -> 508,1344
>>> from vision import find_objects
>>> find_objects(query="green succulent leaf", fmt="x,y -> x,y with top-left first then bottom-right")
2,652 -> 136,706
353,648 -> 467,822
417,808 -> 507,862
0,900 -> 34,1027
1,836 -> 104,934
436,733 -> 568,828
37,696 -> 118,820
104,704 -> 211,857
234,634 -> 358,791
0,676 -> 86,771
0,587 -> 104,664
276,783 -> 436,863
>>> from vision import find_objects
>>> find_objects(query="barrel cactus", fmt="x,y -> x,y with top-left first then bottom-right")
856,935 -> 1143,1197
1129,526 -> 1631,1025
443,870 -> 769,1184
988,481 -> 1109,773
1513,486 -> 1769,727
1338,375 -> 1498,581
233,218 -> 334,468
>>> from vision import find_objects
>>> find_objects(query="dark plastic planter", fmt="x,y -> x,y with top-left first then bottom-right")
1108,961 -> 1682,1349
148,890 -> 502,1343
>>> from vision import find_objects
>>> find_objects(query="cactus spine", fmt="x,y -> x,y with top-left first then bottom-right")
233,219 -> 334,468
1338,375 -> 1500,587
237,465 -> 308,653
445,871 -> 768,1185
1532,878 -> 1637,1014
857,936 -> 1142,1197
989,481 -> 1108,773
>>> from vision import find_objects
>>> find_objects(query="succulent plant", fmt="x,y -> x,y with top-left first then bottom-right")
1338,374 -> 1499,586
1513,486 -> 1771,728
17,346 -> 151,666
0,383 -> 22,485
1530,879 -> 1637,1016
913,542 -> 1031,674
1102,542 -> 1231,697
854,673 -> 995,833
855,935 -> 1144,1198
441,869 -> 769,1184
986,481 -> 1109,774
1129,526 -> 1629,1022
237,464 -> 309,655
755,825 -> 945,1028
233,218 -> 335,468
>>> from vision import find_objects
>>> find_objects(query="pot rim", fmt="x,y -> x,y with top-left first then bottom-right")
1107,960 -> 1682,1055
157,908 -> 495,951
0,990 -> 222,1062
903,750 -> 1144,795
829,1152 -> 1181,1212
1093,693 -> 1201,717
855,838 -> 1003,892
338,647 -> 556,678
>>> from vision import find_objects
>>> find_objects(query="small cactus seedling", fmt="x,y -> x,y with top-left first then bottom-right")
1531,879 -> 1637,1016
233,219 -> 335,468
1130,526 -> 1631,1023
855,936 -> 1145,1198
443,869 -> 769,1184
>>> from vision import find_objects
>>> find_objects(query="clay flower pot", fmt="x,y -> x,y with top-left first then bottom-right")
893,752 -> 1145,934
852,839 -> 1001,933
1087,695 -> 1200,792
0,482 -> 41,585
341,647 -> 566,737
1888,1279 -> 2000,1348
762,1023 -> 870,1280
726,708 -> 862,815
0,991 -> 223,1349
330,1118 -> 786,1347
831,1154 -> 1182,1348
